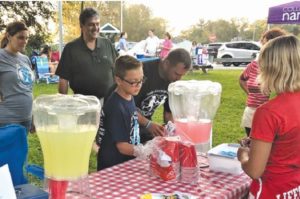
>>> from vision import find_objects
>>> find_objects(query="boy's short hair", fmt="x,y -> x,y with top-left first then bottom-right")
114,55 -> 142,78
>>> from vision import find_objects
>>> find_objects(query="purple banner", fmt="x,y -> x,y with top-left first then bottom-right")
268,1 -> 300,24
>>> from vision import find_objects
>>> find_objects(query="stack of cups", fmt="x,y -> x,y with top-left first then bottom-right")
149,139 -> 180,181
161,139 -> 180,181
180,142 -> 199,184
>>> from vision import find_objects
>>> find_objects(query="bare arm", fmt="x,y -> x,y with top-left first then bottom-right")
137,112 -> 164,136
124,43 -> 128,52
137,111 -> 149,127
92,142 -> 100,153
58,78 -> 69,94
116,142 -> 134,156
144,40 -> 148,52
238,139 -> 272,179
239,73 -> 249,95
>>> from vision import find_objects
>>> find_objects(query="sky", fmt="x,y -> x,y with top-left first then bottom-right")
128,0 -> 290,35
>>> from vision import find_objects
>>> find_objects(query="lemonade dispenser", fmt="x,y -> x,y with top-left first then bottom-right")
33,94 -> 101,199
168,80 -> 222,153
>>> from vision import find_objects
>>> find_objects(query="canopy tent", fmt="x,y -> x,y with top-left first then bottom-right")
100,23 -> 120,34
99,23 -> 120,43
268,1 -> 300,24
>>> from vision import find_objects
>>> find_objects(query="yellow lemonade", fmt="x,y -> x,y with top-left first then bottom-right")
37,126 -> 97,180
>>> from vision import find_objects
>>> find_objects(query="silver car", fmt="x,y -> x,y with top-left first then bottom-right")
217,41 -> 261,66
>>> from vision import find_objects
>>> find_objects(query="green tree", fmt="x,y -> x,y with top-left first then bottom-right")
60,1 -> 122,43
246,20 -> 267,41
181,19 -> 206,43
179,18 -> 274,43
56,2 -> 167,44
0,1 -> 55,54
123,4 -> 167,41
59,2 -> 82,43
181,19 -> 241,43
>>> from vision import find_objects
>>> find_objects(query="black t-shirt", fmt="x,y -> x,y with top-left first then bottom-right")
96,92 -> 140,170
55,36 -> 117,99
134,59 -> 171,120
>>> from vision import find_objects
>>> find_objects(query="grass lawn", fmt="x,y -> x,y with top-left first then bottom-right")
28,69 -> 246,175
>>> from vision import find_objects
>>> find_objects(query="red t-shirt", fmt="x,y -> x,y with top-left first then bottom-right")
241,61 -> 269,108
250,92 -> 300,198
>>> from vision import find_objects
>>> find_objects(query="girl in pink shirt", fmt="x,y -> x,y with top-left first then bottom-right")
159,32 -> 173,59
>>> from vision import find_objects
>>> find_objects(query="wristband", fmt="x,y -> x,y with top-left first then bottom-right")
145,120 -> 152,129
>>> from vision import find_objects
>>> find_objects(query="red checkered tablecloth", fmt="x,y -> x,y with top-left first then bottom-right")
68,157 -> 251,199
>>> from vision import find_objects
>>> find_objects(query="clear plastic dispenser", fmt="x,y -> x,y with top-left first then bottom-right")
168,80 -> 222,153
33,94 -> 101,199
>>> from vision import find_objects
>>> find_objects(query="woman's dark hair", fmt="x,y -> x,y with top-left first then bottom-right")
165,32 -> 171,40
120,32 -> 126,38
40,45 -> 52,57
1,21 -> 28,48
79,7 -> 99,26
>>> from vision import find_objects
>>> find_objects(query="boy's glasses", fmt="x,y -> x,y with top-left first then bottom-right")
119,76 -> 147,87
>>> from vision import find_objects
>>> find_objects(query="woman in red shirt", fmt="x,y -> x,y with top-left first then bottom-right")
238,35 -> 300,198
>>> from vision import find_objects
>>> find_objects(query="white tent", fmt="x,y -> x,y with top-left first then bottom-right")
100,23 -> 120,34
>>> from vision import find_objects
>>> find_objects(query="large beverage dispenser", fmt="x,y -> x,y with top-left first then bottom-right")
33,94 -> 101,199
168,80 -> 222,153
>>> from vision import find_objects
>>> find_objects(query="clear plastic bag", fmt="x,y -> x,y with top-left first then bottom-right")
149,136 -> 199,184
149,137 -> 180,181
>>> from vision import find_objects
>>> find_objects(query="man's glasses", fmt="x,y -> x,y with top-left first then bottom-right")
119,76 -> 147,87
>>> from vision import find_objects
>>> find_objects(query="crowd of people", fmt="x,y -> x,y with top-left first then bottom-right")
117,28 -> 173,58
1,7 -> 300,198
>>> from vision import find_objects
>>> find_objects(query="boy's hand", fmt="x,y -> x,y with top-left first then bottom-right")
133,137 -> 164,160
148,122 -> 165,136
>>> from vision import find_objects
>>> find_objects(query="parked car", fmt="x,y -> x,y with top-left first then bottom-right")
217,41 -> 261,66
207,42 -> 223,58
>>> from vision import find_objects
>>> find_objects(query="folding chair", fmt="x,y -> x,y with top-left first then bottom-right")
0,124 -> 45,186
0,124 -> 28,186
33,56 -> 59,84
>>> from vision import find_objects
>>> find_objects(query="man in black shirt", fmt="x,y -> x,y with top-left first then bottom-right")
136,48 -> 191,143
55,8 -> 117,102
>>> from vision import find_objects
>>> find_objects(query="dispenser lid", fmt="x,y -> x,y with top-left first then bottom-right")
33,94 -> 101,115
168,80 -> 222,95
